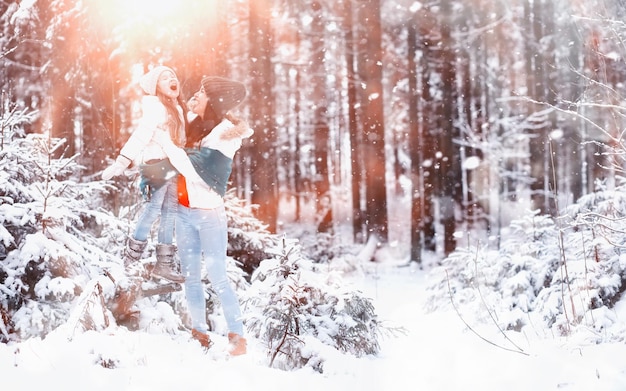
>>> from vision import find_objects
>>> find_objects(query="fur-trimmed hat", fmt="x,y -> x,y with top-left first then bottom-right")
140,66 -> 176,96
201,76 -> 247,117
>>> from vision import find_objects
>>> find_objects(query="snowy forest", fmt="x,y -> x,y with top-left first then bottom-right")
3,0 -> 626,377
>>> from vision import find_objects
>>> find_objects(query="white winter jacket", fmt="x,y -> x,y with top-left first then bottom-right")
157,118 -> 253,210
120,96 -> 185,164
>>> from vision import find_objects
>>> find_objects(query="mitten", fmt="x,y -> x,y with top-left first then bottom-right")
102,155 -> 131,180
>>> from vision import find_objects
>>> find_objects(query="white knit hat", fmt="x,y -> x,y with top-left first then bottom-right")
139,66 -> 176,96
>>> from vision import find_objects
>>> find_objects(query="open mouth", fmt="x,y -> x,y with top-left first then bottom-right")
169,83 -> 178,91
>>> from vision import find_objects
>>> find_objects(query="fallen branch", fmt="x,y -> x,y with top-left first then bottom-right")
446,269 -> 529,356
470,246 -> 527,353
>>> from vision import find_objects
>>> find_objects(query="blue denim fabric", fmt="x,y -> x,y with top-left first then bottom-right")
132,179 -> 177,244
176,204 -> 244,335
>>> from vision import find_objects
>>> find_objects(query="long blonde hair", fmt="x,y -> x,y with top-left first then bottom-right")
157,93 -> 185,147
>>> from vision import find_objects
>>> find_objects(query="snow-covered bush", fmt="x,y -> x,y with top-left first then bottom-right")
224,191 -> 278,277
1,131 -> 118,342
243,237 -> 380,372
426,186 -> 626,341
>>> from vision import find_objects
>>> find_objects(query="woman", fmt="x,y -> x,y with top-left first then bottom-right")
150,76 -> 251,355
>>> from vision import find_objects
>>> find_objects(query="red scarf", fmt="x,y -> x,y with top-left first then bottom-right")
177,175 -> 189,207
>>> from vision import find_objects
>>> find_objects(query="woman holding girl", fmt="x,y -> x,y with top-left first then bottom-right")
147,76 -> 251,355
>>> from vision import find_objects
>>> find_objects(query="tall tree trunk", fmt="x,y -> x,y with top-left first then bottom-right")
417,16 -> 437,253
343,0 -> 363,242
407,24 -> 422,264
439,0 -> 458,255
248,0 -> 278,232
44,0 -> 77,159
355,0 -> 388,244
526,0 -> 556,215
294,69 -> 304,221
310,1 -> 332,233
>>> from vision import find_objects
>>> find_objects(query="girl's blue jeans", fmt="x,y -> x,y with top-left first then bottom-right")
176,203 -> 244,336
132,179 -> 177,244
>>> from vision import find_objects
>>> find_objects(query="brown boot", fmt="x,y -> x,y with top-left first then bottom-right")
192,329 -> 212,349
123,237 -> 147,269
228,332 -> 247,356
151,244 -> 185,283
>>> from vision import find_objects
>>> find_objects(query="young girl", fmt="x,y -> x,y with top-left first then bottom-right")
102,65 -> 195,284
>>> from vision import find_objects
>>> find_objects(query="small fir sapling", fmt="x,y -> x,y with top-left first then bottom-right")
243,237 -> 380,372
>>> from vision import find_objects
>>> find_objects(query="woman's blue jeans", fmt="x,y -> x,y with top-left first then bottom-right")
132,179 -> 177,244
176,204 -> 244,335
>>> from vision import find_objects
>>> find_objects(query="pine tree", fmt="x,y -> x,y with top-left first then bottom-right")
0,105 -> 118,340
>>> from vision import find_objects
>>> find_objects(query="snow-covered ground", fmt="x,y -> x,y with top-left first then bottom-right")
2,256 -> 626,391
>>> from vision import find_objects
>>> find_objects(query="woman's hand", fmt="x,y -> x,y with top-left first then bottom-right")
220,120 -> 254,141
187,97 -> 198,112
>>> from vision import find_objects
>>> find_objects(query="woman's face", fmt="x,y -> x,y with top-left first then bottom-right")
189,87 -> 209,118
156,70 -> 180,99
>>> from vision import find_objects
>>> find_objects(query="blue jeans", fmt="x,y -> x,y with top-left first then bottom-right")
133,179 -> 177,244
176,204 -> 244,335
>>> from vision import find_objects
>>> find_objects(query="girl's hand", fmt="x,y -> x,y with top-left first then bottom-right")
102,155 -> 131,180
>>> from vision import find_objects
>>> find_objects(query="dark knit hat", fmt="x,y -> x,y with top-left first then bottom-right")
201,76 -> 247,117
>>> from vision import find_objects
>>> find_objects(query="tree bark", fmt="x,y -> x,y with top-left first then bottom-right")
249,0 -> 278,232
342,0 -> 364,242
355,0 -> 388,245
407,24 -> 422,264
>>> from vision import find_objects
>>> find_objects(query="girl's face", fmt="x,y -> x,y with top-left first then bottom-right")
189,87 -> 209,117
156,70 -> 179,99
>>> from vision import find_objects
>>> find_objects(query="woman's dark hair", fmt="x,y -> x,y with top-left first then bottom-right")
185,102 -> 221,148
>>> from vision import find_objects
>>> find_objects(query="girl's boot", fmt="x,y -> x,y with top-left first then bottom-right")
152,244 -> 185,283
123,237 -> 147,269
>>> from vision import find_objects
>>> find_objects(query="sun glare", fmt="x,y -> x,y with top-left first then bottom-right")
85,0 -> 224,67
121,0 -> 178,19
95,0 -> 179,22
88,0 -> 219,39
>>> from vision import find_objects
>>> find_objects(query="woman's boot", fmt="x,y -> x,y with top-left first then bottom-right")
191,329 -> 212,349
152,244 -> 185,283
228,332 -> 247,356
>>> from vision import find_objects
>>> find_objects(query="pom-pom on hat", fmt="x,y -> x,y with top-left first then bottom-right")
140,66 -> 176,96
201,76 -> 247,117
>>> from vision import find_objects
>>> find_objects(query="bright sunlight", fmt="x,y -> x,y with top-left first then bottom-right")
91,0 -> 183,25
86,0 -> 221,42
81,0 -> 225,73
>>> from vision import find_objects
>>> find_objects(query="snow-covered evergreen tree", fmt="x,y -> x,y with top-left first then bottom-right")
243,236 -> 380,372
0,107 -> 117,341
426,181 -> 626,342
